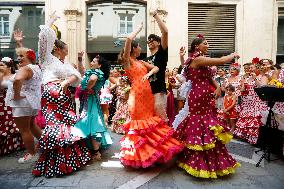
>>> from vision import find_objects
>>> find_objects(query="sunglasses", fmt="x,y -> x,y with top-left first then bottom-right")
147,39 -> 155,44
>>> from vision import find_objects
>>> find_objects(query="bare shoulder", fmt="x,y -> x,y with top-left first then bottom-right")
90,74 -> 98,80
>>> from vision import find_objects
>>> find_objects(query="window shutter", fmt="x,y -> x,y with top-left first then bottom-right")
279,7 -> 284,16
188,3 -> 236,52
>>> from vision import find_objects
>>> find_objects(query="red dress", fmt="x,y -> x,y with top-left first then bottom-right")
173,51 -> 239,178
0,88 -> 24,156
223,95 -> 237,119
120,58 -> 183,168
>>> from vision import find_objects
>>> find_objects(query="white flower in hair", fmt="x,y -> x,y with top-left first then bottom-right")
1,57 -> 12,62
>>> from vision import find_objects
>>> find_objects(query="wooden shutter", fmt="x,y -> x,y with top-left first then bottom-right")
279,7 -> 284,16
188,3 -> 236,53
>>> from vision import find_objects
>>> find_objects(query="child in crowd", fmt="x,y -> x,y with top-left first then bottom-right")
111,75 -> 131,134
223,84 -> 237,132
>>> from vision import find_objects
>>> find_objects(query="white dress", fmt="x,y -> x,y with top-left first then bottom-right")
38,25 -> 81,86
5,64 -> 42,110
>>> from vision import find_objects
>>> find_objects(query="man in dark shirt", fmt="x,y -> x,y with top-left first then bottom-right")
144,10 -> 168,121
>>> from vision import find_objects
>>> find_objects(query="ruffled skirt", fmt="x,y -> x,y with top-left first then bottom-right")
120,116 -> 183,168
72,94 -> 113,149
33,83 -> 91,178
174,113 -> 240,178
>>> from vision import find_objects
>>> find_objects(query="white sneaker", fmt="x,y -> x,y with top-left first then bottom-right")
18,153 -> 38,164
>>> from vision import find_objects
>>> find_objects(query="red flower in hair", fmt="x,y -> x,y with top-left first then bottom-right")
252,57 -> 260,64
196,34 -> 204,38
26,49 -> 36,62
230,63 -> 240,67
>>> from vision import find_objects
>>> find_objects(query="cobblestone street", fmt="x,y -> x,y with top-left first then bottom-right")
0,133 -> 283,189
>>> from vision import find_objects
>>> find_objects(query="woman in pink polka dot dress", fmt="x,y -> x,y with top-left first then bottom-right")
173,35 -> 240,178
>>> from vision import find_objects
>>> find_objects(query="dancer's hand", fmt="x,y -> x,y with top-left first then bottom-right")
48,11 -> 60,27
78,51 -> 84,61
78,51 -> 84,58
141,73 -> 151,82
230,52 -> 240,60
60,79 -> 69,93
86,89 -> 94,95
214,87 -> 221,98
13,29 -> 24,43
179,46 -> 186,57
150,9 -> 158,17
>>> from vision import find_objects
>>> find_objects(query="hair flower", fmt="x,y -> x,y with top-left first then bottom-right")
26,49 -> 36,62
196,34 -> 204,39
252,57 -> 260,64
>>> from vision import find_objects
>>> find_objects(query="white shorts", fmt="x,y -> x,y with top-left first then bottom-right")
12,107 -> 38,117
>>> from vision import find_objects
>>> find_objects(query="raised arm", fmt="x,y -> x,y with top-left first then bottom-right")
13,29 -> 24,48
151,10 -> 168,49
121,23 -> 143,69
179,46 -> 186,65
77,51 -> 86,76
192,52 -> 239,68
38,11 -> 59,64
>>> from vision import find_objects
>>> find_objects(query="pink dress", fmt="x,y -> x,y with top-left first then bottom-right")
234,77 -> 268,144
173,51 -> 239,178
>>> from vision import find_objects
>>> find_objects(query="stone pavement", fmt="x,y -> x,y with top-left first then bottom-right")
0,133 -> 283,189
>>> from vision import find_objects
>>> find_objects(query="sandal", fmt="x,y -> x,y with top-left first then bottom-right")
91,149 -> 101,161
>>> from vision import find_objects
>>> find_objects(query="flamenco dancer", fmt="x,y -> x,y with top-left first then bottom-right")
32,12 -> 91,177
72,55 -> 113,160
174,34 -> 240,178
118,23 -> 183,168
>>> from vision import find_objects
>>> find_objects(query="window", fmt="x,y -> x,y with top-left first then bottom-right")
188,3 -> 236,52
0,15 -> 9,36
277,7 -> 284,55
27,9 -> 43,26
277,7 -> 284,64
88,13 -> 93,37
119,13 -> 133,35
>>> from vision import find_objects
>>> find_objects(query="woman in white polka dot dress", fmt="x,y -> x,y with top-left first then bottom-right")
32,12 -> 91,177
173,35 -> 240,178
234,63 -> 269,144
0,57 -> 24,156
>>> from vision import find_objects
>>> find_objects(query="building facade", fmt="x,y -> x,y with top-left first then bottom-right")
0,0 -> 283,69
0,0 -> 45,58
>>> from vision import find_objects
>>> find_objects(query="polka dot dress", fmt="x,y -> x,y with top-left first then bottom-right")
119,58 -> 183,168
32,83 -> 91,178
173,51 -> 239,178
0,88 -> 24,156
234,78 -> 269,144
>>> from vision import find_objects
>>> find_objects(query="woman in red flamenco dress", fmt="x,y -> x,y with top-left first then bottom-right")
117,23 -> 183,168
174,35 -> 240,178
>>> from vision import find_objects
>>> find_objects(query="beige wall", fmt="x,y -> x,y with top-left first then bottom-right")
43,0 -> 279,68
